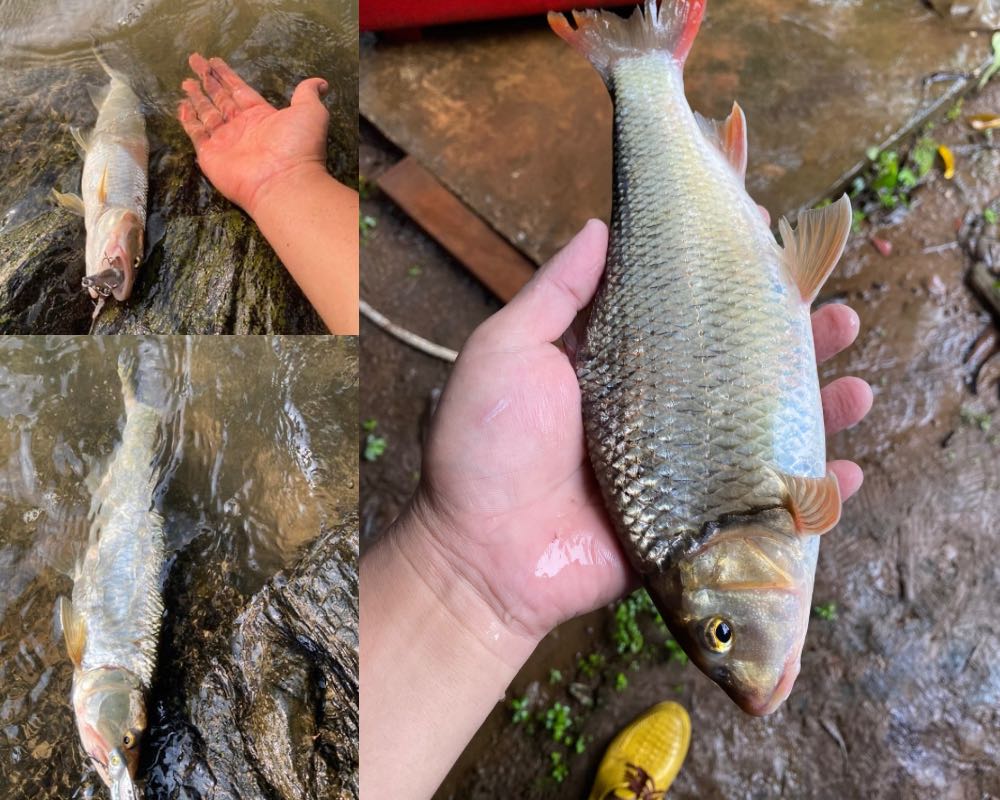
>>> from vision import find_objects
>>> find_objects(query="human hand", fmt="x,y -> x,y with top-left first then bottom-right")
177,53 -> 330,217
410,218 -> 873,644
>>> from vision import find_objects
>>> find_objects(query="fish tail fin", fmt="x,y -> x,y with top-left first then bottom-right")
117,341 -> 171,414
548,0 -> 705,81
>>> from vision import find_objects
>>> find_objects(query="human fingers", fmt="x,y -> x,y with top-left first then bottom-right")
486,219 -> 607,348
188,53 -> 240,122
177,100 -> 210,149
821,376 -> 873,435
828,459 -> 864,501
291,77 -> 330,107
204,56 -> 270,110
181,78 -> 224,131
812,304 -> 861,363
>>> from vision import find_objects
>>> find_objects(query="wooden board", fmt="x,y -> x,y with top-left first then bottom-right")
377,156 -> 536,302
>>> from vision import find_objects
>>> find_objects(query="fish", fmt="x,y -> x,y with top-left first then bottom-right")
550,0 -> 852,715
57,344 -> 168,797
52,51 -> 148,314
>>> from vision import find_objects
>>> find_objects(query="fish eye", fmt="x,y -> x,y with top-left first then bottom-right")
122,730 -> 139,749
704,616 -> 733,653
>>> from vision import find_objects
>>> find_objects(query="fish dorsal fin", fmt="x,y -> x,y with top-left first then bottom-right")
778,470 -> 842,535
778,195 -> 852,304
96,164 -> 109,205
51,189 -> 85,216
69,125 -> 90,157
695,102 -> 748,181
58,597 -> 87,667
85,83 -> 110,110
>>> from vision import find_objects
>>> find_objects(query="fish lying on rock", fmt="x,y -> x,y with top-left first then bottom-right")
52,52 -> 148,317
550,0 -> 852,714
57,344 -> 168,798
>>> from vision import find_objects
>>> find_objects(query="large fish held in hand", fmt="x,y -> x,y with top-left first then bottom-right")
550,0 -> 852,714
52,53 -> 148,312
57,345 -> 168,798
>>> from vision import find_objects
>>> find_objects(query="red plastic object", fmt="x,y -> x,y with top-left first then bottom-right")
360,1 -> 636,32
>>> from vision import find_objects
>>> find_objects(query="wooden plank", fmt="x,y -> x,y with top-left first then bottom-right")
376,155 -> 535,303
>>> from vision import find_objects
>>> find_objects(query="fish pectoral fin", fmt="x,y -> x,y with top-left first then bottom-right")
50,189 -> 85,216
778,470 -> 842,535
695,102 -> 748,181
69,125 -> 90,157
778,195 -> 852,304
57,596 -> 87,667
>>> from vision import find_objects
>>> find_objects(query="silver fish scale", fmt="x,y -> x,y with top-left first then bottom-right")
73,404 -> 164,687
578,54 -> 826,573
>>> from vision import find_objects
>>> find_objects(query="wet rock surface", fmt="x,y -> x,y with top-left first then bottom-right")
146,513 -> 359,800
360,77 -> 1000,798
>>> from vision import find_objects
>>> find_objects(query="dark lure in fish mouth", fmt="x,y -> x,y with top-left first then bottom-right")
82,266 -> 125,297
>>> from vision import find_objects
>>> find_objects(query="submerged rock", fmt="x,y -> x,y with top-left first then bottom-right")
146,512 -> 359,800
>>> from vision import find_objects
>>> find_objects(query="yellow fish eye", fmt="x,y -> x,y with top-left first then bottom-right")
704,617 -> 734,653
123,730 -> 137,749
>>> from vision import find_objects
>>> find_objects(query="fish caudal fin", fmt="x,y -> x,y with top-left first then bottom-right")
548,0 -> 706,81
58,596 -> 87,668
779,195 -> 852,304
118,341 -> 171,414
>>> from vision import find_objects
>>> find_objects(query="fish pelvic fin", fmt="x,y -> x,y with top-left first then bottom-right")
777,469 -> 842,535
778,194 -> 852,304
96,164 -> 109,205
57,596 -> 87,668
51,189 -> 85,216
69,125 -> 90,157
695,101 -> 748,181
548,0 -> 706,81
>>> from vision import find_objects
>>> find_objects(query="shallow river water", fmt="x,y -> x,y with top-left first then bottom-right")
0,335 -> 358,798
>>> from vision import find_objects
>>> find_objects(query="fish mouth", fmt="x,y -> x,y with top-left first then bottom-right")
82,265 -> 125,297
736,654 -> 801,716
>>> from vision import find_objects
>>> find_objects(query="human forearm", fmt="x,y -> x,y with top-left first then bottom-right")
360,502 -> 540,799
247,163 -> 359,333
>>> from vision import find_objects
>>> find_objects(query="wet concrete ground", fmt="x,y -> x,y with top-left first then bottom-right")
360,77 -> 1000,800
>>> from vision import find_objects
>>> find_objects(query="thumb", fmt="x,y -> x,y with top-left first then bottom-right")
291,77 -> 329,107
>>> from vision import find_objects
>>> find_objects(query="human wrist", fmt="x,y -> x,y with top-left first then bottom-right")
243,158 -> 330,219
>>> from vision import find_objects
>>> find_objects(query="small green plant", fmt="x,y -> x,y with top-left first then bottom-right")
664,637 -> 688,664
960,407 -> 992,432
407,264 -> 423,277
550,751 -> 569,783
614,672 -> 629,692
362,419 -> 387,461
984,208 -> 998,225
543,702 -> 574,744
510,696 -> 531,724
852,137 -> 939,225
572,734 -> 588,755
946,98 -> 964,122
577,652 -> 605,678
358,174 -> 373,200
548,668 -> 563,685
978,32 -> 1000,89
360,213 -> 377,242
813,602 -> 838,621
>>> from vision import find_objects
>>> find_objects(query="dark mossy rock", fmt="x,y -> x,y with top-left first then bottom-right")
146,512 -> 359,800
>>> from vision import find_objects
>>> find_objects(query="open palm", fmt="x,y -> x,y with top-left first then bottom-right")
416,220 -> 872,641
177,53 -> 329,215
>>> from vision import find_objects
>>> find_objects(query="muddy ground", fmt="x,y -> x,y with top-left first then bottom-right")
360,74 -> 1000,797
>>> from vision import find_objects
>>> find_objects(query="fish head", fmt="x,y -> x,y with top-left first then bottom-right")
650,509 -> 816,715
71,667 -> 146,788
87,208 -> 144,302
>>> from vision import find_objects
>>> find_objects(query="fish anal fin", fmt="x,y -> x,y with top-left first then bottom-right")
778,195 -> 852,304
696,101 -> 748,181
51,189 -> 85,216
779,470 -> 842,535
57,597 -> 86,667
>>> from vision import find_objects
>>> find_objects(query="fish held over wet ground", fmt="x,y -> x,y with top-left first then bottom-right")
550,0 -> 852,714
57,344 -> 168,797
51,52 -> 148,311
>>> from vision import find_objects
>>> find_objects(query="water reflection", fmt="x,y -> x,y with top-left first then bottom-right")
0,335 -> 357,798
